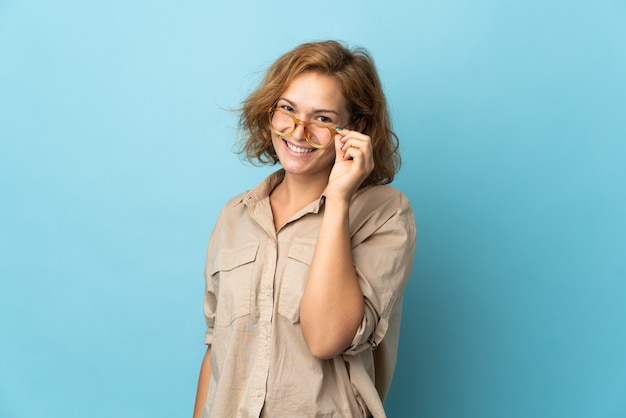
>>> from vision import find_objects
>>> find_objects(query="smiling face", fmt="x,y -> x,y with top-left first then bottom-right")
271,71 -> 351,181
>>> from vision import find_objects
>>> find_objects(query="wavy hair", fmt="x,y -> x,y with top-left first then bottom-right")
238,40 -> 400,186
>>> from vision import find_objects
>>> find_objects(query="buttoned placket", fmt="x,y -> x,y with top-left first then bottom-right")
246,198 -> 278,417
242,181 -> 325,417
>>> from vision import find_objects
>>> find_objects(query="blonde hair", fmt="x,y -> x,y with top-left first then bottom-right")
238,40 -> 400,186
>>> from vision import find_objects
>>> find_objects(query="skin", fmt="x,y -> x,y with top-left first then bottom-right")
193,348 -> 211,418
268,72 -> 373,359
193,71 -> 374,416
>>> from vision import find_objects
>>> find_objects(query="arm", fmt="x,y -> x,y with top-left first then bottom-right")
300,196 -> 364,358
192,347 -> 211,418
299,129 -> 374,359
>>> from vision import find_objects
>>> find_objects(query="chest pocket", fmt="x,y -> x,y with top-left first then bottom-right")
210,242 -> 259,327
278,239 -> 315,324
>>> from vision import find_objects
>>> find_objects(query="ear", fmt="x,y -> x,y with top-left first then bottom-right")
355,116 -> 367,133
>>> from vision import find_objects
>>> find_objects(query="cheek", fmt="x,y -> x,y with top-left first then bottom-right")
271,132 -> 283,149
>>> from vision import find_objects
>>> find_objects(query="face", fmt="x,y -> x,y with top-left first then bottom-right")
271,71 -> 351,180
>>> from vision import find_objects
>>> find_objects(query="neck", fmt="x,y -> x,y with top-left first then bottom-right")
272,171 -> 329,208
269,168 -> 333,231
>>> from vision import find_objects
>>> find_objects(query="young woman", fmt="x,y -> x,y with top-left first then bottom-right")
193,40 -> 416,418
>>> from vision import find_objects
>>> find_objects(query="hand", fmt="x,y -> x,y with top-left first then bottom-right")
325,128 -> 374,201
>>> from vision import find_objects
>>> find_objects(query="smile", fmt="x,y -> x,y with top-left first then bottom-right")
284,140 -> 314,154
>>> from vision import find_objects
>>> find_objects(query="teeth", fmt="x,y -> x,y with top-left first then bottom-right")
286,141 -> 313,154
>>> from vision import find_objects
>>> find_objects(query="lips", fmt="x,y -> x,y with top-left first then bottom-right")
284,139 -> 314,154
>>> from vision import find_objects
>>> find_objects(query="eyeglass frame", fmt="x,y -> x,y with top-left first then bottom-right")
267,107 -> 354,149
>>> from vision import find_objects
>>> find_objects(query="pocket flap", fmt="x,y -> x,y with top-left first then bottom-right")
211,242 -> 259,275
287,239 -> 315,265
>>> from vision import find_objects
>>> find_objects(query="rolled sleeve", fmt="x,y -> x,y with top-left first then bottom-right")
203,276 -> 216,346
343,192 -> 416,355
202,203 -> 232,347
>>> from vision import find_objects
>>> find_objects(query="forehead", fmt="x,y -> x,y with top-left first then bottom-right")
280,72 -> 348,113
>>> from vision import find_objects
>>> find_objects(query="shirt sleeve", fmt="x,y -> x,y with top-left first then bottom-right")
203,267 -> 217,346
202,203 -> 231,347
203,238 -> 218,347
343,189 -> 416,355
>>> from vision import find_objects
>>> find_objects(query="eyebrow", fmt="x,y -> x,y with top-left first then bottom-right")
277,97 -> 340,116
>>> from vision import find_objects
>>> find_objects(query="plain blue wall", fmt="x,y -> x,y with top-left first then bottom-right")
1,0 -> 625,417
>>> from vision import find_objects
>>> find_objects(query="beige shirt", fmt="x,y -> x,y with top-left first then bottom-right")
202,170 -> 416,418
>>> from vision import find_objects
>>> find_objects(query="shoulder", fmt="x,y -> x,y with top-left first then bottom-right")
210,192 -> 247,224
349,185 -> 416,243
352,185 -> 414,221
220,169 -> 283,213
359,184 -> 410,202
224,191 -> 248,209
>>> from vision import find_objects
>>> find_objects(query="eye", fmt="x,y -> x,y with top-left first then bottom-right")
279,104 -> 295,112
316,115 -> 333,124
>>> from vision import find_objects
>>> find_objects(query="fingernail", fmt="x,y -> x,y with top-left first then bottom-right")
335,127 -> 343,131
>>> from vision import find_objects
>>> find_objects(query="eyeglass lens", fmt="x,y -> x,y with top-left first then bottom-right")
270,110 -> 333,147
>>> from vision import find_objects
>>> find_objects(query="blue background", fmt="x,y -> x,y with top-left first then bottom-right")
1,0 -> 625,417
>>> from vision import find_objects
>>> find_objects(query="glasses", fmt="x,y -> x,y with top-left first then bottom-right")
267,108 -> 350,149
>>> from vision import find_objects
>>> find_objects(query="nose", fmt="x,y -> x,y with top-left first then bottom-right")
290,121 -> 307,141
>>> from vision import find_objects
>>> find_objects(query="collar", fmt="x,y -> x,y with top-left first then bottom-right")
240,169 -> 326,215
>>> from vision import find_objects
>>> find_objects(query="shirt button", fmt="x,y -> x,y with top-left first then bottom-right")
256,390 -> 261,397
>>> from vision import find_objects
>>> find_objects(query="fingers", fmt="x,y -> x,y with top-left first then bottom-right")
327,129 -> 375,199
335,128 -> 374,170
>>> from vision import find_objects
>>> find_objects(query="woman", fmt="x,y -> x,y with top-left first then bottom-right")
193,40 -> 416,418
